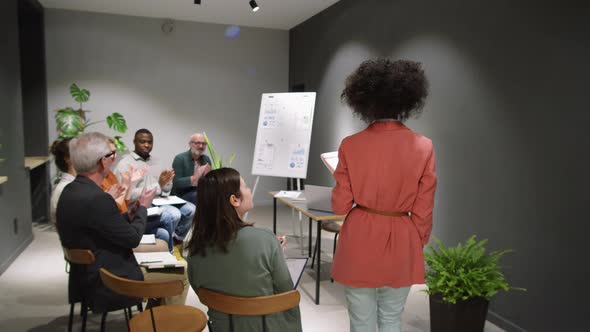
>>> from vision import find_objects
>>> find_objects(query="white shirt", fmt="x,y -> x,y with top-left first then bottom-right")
114,151 -> 172,204
50,173 -> 76,225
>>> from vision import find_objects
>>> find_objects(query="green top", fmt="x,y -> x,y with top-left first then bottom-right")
171,150 -> 211,197
187,227 -> 302,332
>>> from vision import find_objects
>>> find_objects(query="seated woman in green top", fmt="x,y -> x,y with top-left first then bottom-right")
186,168 -> 302,332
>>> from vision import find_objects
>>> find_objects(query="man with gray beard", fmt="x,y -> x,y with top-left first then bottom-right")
172,132 -> 212,204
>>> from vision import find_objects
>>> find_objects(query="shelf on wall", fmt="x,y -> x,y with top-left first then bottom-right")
24,156 -> 50,170
0,176 -> 7,185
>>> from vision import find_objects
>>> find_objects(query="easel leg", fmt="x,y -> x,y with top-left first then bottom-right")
244,176 -> 260,221
273,197 -> 277,234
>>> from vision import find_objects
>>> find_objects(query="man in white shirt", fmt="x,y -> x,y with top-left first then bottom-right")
115,129 -> 195,252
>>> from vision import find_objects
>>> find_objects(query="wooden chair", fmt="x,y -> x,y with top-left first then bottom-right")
311,221 -> 343,282
62,248 -> 95,332
197,288 -> 301,332
99,268 -> 207,332
63,248 -> 138,332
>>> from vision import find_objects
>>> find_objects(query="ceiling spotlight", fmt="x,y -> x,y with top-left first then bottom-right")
249,0 -> 259,12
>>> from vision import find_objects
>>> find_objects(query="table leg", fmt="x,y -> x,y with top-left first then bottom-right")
308,217 -> 312,257
315,219 -> 321,305
273,198 -> 277,234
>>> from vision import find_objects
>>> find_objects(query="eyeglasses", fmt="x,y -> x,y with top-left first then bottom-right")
104,150 -> 117,159
190,141 -> 207,146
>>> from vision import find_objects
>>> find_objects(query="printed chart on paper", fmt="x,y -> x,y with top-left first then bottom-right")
251,92 -> 316,179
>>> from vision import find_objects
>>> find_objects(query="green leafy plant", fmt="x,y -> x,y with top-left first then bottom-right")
55,83 -> 128,151
203,132 -> 235,169
424,235 -> 525,304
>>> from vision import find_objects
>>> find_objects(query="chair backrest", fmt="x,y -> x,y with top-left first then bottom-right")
197,288 -> 300,316
63,248 -> 95,265
99,268 -> 184,299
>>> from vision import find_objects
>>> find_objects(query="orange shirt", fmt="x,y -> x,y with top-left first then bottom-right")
331,121 -> 437,288
101,171 -> 128,213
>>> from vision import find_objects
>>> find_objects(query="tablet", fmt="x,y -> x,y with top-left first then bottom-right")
320,151 -> 338,174
286,257 -> 308,288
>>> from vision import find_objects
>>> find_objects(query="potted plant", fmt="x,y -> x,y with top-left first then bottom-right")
424,235 -> 524,332
54,83 -> 128,151
203,132 -> 235,169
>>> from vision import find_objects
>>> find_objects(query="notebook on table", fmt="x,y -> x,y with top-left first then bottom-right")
133,251 -> 186,269
152,195 -> 187,206
139,234 -> 156,245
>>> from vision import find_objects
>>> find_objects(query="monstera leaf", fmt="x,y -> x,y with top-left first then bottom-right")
113,136 -> 127,151
70,83 -> 90,103
55,108 -> 84,138
55,83 -> 130,151
106,113 -> 127,134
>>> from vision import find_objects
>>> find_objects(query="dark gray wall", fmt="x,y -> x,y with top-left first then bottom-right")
19,0 -> 51,224
19,0 -> 49,157
290,0 -> 589,331
44,9 -> 289,204
0,0 -> 34,274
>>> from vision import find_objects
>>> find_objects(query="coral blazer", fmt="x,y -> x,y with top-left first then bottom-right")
331,121 -> 437,288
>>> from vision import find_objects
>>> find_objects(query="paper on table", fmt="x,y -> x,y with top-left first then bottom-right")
133,252 -> 186,269
147,207 -> 161,216
274,191 -> 302,199
152,195 -> 187,206
140,234 -> 156,245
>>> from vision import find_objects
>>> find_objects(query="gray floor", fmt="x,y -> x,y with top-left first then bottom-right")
0,204 -> 504,331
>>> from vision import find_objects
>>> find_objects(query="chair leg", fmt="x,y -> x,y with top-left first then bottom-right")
311,234 -> 319,269
68,303 -> 74,332
100,312 -> 107,332
149,307 -> 157,332
137,303 -> 143,312
331,233 -> 339,283
127,307 -> 133,319
81,302 -> 88,332
124,308 -> 130,332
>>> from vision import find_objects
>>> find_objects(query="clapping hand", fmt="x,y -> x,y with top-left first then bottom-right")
158,169 -> 175,188
197,164 -> 211,177
106,184 -> 125,202
277,235 -> 287,250
122,166 -> 148,186
191,164 -> 211,186
128,186 -> 158,219
138,186 -> 157,208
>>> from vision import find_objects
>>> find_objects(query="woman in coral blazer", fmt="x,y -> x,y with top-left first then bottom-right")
331,59 -> 437,332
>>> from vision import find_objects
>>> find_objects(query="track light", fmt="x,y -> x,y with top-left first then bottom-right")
249,0 -> 259,12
